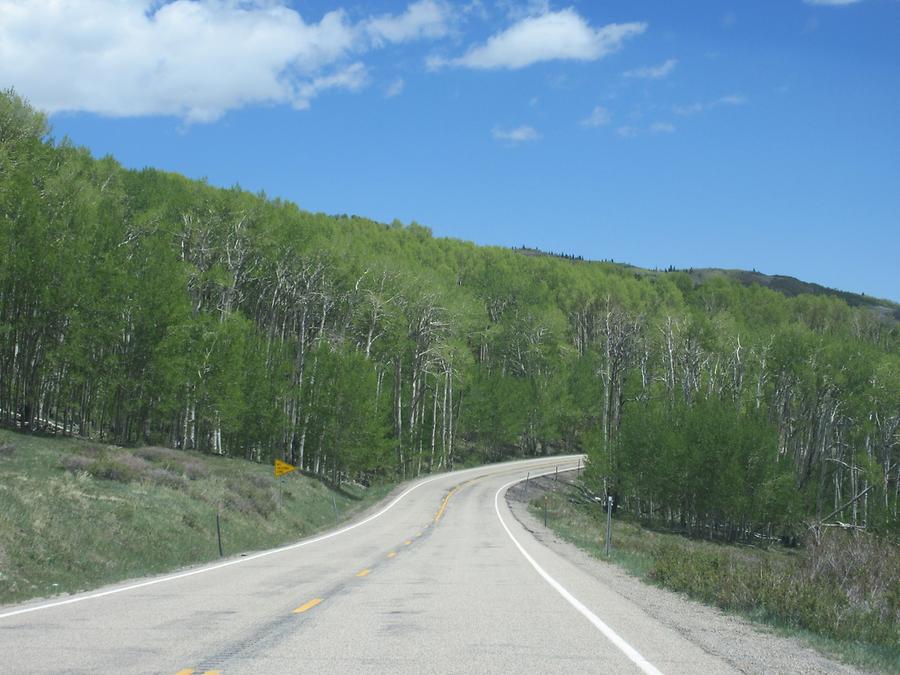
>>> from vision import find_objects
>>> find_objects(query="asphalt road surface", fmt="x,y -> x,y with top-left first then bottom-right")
2,456 -> 758,674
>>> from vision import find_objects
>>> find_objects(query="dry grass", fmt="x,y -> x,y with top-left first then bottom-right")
0,429 -> 393,605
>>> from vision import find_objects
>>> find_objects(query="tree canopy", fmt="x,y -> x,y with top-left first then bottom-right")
1,89 -> 897,536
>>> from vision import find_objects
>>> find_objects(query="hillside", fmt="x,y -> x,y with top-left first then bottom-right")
1,89 -> 898,544
0,429 -> 389,605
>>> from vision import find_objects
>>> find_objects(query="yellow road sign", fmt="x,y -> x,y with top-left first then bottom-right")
274,459 -> 296,477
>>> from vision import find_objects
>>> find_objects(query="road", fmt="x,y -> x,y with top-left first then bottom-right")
1,456 -> 745,674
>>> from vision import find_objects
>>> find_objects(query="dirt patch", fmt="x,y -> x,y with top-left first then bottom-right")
506,476 -> 866,675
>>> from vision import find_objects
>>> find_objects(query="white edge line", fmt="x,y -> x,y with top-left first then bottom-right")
0,455 -> 582,620
494,468 -> 664,675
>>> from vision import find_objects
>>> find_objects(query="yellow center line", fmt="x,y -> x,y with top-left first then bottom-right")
356,568 -> 371,577
434,485 -> 461,524
433,475 -> 496,525
404,539 -> 412,546
204,671 -> 222,675
174,670 -> 194,675
387,551 -> 397,558
293,597 -> 323,614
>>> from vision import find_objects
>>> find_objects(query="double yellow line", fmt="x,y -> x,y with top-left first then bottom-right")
434,476 -> 483,524
434,485 -> 461,524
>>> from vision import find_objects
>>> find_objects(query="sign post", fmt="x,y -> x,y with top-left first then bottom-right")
274,460 -> 296,511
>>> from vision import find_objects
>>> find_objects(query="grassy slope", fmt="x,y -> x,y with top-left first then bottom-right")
531,487 -> 899,674
0,429 -> 391,606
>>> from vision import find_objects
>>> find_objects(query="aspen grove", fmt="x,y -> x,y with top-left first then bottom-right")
2,90 -> 898,538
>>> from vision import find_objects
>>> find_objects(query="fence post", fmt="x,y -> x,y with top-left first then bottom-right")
216,511 -> 224,558
605,496 -> 613,557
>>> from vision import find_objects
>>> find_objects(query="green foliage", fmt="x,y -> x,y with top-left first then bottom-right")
591,398 -> 798,538
648,530 -> 899,649
0,89 -> 897,532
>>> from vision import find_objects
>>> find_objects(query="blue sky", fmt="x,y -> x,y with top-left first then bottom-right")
2,1 -> 898,300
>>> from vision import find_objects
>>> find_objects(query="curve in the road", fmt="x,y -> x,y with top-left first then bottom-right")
0,457 -> 574,621
495,468 -> 664,675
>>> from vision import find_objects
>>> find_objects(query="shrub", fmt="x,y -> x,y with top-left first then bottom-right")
224,492 -> 256,516
60,455 -> 95,475
88,459 -> 139,482
117,454 -> 152,472
225,478 -> 276,518
144,467 -> 186,490
798,529 -> 900,644
77,445 -> 105,458
248,474 -> 271,490
646,527 -> 900,648
134,446 -> 184,463
183,462 -> 209,480
59,452 -> 154,482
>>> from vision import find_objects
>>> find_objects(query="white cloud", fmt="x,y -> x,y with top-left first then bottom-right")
616,125 -> 638,139
718,94 -> 747,106
581,105 -> 611,128
498,0 -> 551,20
365,0 -> 453,46
674,102 -> 703,116
492,125 -> 540,143
430,9 -> 646,70
674,94 -> 747,116
650,122 -> 675,134
384,77 -> 406,98
294,63 -> 368,110
0,0 -> 449,122
803,0 -> 863,5
623,58 -> 678,79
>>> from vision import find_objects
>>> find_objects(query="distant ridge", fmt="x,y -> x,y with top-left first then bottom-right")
691,268 -> 899,322
512,246 -> 899,322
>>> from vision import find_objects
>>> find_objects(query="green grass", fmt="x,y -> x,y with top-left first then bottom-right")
531,489 -> 900,674
0,430 -> 392,605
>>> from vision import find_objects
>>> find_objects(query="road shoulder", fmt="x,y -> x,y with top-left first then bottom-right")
505,480 -> 866,675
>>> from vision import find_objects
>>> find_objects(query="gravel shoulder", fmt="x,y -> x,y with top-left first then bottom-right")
506,475 -> 867,675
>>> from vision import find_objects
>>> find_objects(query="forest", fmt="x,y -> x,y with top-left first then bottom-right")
1,88 -> 898,539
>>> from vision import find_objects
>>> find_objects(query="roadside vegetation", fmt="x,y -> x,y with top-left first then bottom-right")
0,429 -> 390,605
530,485 -> 900,673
